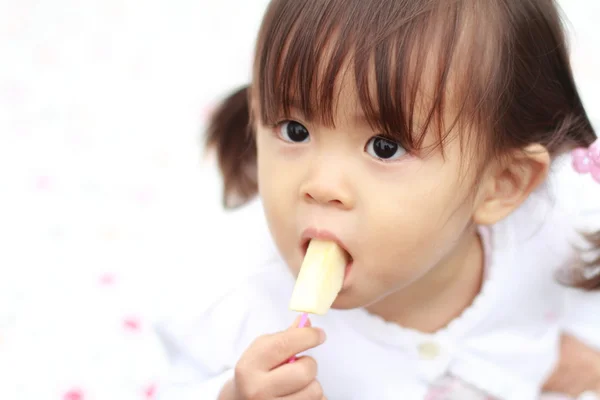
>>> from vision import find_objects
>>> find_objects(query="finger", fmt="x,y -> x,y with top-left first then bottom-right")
541,366 -> 559,391
555,373 -> 583,398
286,316 -> 315,363
544,369 -> 583,397
248,327 -> 326,370
542,369 -> 570,394
557,375 -> 591,398
276,380 -> 324,400
267,356 -> 318,396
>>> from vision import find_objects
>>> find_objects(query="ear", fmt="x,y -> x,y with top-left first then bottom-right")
473,144 -> 550,225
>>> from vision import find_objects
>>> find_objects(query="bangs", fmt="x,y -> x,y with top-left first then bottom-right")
252,0 -> 507,155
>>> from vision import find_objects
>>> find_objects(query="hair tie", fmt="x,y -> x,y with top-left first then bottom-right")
572,138 -> 600,183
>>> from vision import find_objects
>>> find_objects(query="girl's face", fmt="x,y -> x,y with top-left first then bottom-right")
254,78 -> 487,311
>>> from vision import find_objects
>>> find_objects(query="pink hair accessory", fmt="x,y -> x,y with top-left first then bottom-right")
572,138 -> 600,183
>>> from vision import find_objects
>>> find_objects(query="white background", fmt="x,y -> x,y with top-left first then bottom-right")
0,1 -> 598,399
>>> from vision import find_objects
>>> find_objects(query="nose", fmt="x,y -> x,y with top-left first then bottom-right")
299,160 -> 354,209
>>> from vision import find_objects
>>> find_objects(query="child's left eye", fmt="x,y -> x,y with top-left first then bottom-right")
365,136 -> 406,161
276,120 -> 310,143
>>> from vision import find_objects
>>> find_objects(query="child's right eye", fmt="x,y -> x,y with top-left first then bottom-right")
276,120 -> 310,143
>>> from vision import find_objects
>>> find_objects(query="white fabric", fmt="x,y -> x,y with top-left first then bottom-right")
155,156 -> 600,400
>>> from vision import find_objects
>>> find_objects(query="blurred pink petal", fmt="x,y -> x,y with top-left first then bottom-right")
123,317 -> 141,332
63,388 -> 84,400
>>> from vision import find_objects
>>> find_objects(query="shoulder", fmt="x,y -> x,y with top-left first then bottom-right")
154,254 -> 296,373
162,256 -> 294,335
154,197 -> 297,370
196,197 -> 294,324
159,196 -> 281,318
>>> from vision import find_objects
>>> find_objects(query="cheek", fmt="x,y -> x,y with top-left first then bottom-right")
257,132 -> 285,201
360,165 -> 474,278
256,133 -> 302,261
256,128 -> 304,195
257,142 -> 296,212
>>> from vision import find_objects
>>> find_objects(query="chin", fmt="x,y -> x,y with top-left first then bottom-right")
330,302 -> 357,311
331,288 -> 371,310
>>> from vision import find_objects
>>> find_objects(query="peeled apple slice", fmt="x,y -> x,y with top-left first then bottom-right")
289,239 -> 347,315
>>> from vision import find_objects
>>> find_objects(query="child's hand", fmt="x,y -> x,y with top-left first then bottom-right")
543,334 -> 600,397
224,317 -> 327,400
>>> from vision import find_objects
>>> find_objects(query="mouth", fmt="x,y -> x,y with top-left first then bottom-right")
300,229 -> 354,284
300,234 -> 353,262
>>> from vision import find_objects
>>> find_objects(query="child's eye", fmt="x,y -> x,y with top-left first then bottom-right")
276,120 -> 310,143
365,136 -> 406,161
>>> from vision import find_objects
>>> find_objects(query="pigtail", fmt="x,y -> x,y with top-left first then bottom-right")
566,130 -> 600,291
578,232 -> 600,290
205,86 -> 258,209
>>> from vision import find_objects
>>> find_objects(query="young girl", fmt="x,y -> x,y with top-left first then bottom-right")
155,0 -> 600,399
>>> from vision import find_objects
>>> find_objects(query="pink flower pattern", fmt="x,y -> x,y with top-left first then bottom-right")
572,139 -> 600,183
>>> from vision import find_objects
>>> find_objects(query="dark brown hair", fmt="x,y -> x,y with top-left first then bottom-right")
570,232 -> 600,290
204,0 -> 599,288
205,86 -> 256,209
